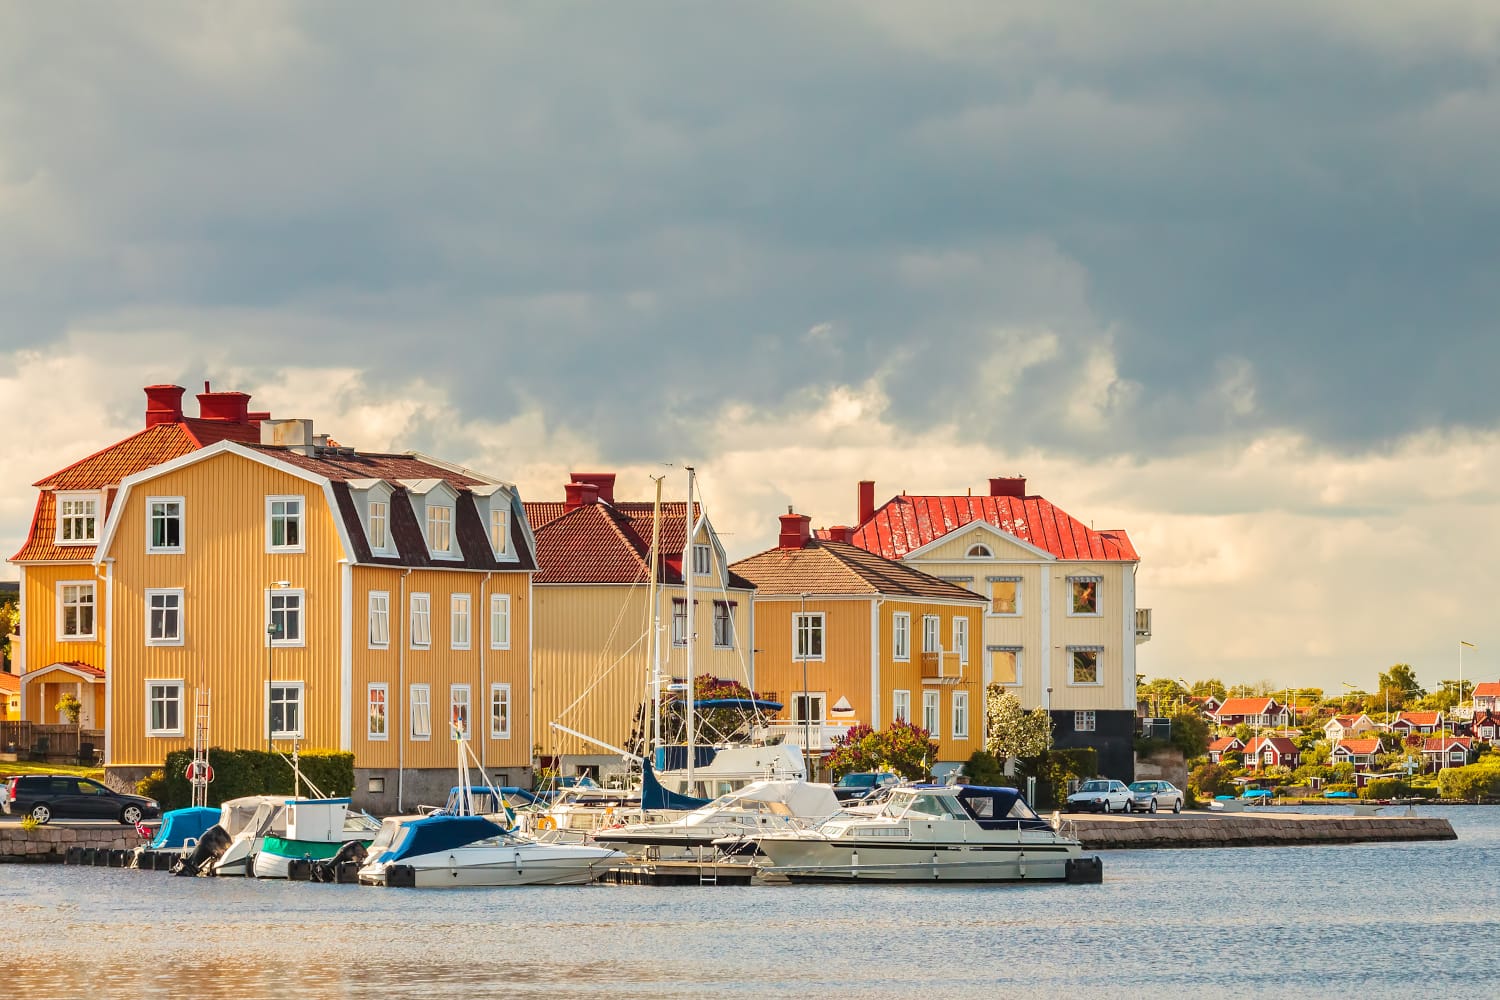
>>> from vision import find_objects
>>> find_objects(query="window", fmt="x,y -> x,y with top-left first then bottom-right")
990,647 -> 1021,685
145,589 -> 183,646
427,504 -> 454,554
712,601 -> 733,648
368,684 -> 388,739
672,598 -> 688,646
893,689 -> 911,723
1070,576 -> 1100,615
793,692 -> 826,725
990,578 -> 1020,615
693,544 -> 712,576
451,593 -> 471,649
268,682 -> 304,739
56,493 -> 99,543
953,617 -> 969,664
489,594 -> 511,649
490,683 -> 512,739
450,684 -> 471,739
1070,647 -> 1102,685
966,544 -> 992,558
368,591 -> 390,648
922,691 -> 941,736
267,590 -> 304,646
411,684 -> 432,739
266,496 -> 304,552
794,613 -> 825,660
368,500 -> 389,552
410,593 -> 431,648
922,615 -> 940,654
59,582 -> 96,640
146,680 -> 184,737
893,613 -> 910,661
1074,710 -> 1096,732
489,507 -> 509,556
147,498 -> 184,553
953,691 -> 970,739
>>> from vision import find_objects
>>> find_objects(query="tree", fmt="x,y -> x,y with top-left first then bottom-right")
826,720 -> 938,781
1137,677 -> 1188,716
1377,663 -> 1425,711
984,687 -> 1052,764
0,600 -> 16,664
1190,678 -> 1228,701
1168,706 -> 1211,759
1189,762 -> 1234,799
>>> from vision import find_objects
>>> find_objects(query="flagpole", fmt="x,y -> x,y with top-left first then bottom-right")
1460,641 -> 1476,719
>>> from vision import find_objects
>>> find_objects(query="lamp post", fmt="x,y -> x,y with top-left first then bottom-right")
798,592 -> 811,776
1460,641 -> 1476,716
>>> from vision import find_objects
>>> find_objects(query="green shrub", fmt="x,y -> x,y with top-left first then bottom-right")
136,769 -> 167,802
1189,762 -> 1234,800
1438,763 -> 1500,801
1359,777 -> 1412,800
157,748 -> 354,810
1019,748 -> 1097,808
1323,782 -> 1355,794
963,750 -> 1007,786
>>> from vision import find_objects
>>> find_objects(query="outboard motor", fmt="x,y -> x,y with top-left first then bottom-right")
171,824 -> 232,876
311,839 -> 369,883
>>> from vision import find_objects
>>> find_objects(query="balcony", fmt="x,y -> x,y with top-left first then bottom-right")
921,651 -> 965,684
1135,607 -> 1153,644
754,721 -> 852,752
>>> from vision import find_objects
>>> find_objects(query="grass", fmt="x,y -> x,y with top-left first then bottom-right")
0,760 -> 106,781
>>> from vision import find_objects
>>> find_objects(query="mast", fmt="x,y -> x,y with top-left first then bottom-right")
684,465 -> 697,791
648,474 -> 665,760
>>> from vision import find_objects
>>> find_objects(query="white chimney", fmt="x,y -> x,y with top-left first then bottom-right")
260,418 -> 316,455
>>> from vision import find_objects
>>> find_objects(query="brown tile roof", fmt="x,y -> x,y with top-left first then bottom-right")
251,446 -> 488,486
731,539 -> 988,601
526,500 -> 751,587
850,493 -> 1139,562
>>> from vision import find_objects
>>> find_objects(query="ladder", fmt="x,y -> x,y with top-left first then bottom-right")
191,689 -> 211,809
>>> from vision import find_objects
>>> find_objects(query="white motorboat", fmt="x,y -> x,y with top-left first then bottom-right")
356,813 -> 625,887
205,795 -> 286,877
593,778 -> 841,858
250,797 -> 382,878
748,784 -> 1102,883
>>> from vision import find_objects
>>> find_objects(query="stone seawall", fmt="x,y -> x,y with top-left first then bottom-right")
1068,811 -> 1456,850
0,824 -> 146,862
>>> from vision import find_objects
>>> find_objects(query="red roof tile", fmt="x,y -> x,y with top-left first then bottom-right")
1334,739 -> 1381,755
849,493 -> 1138,562
1423,737 -> 1471,751
526,499 -> 753,588
1208,737 -> 1242,752
1394,711 -> 1442,727
1474,682 -> 1500,699
1213,697 -> 1279,717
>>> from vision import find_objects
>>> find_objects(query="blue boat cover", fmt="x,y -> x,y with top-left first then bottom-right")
691,697 -> 784,711
640,760 -> 713,811
377,815 -> 507,863
954,785 -> 1054,831
150,806 -> 221,850
653,745 -> 719,771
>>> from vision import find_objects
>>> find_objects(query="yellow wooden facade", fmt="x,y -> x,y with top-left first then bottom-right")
16,563 -> 110,724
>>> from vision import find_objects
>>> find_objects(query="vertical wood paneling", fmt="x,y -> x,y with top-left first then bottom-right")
21,563 -> 110,704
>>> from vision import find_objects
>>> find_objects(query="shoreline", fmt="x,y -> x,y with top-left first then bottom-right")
1065,809 -> 1457,850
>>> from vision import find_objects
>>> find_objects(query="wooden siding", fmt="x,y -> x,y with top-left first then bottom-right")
18,563 -> 108,723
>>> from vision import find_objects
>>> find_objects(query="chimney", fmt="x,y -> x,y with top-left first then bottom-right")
260,418 -> 316,455
564,480 -> 600,511
144,384 -> 185,428
857,480 -> 875,525
569,472 -> 616,504
825,525 -> 852,544
197,381 -> 252,423
989,476 -> 1027,498
778,507 -> 813,549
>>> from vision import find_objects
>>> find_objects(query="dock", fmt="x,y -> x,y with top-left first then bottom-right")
1064,809 -> 1456,849
599,860 -> 759,886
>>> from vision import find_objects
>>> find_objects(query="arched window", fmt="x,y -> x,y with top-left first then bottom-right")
966,544 -> 992,559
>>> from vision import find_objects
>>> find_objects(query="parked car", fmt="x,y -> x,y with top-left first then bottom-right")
1127,780 -> 1184,813
832,772 -> 902,802
1064,779 -> 1133,813
3,774 -> 161,825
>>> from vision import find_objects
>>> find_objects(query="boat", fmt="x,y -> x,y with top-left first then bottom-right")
592,777 -> 841,858
746,784 -> 1102,883
131,805 -> 220,868
250,797 -> 382,878
193,794 -> 286,876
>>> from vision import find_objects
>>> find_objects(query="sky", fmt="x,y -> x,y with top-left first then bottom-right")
2,1 -> 1498,695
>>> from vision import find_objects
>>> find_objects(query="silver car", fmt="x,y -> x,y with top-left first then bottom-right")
1127,780 -> 1184,814
1065,779 -> 1133,813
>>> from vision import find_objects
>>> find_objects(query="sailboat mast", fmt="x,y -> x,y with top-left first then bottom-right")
648,474 -> 664,760
684,465 -> 696,791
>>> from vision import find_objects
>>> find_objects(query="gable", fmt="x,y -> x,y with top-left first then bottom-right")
904,520 -> 1056,563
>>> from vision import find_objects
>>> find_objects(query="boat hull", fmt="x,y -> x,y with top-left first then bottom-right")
358,844 -> 624,888
252,837 -> 368,879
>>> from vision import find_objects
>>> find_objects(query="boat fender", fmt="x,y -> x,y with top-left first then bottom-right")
537,816 -> 557,831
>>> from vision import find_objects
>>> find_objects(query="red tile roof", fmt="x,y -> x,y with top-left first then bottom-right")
1394,711 -> 1442,727
732,540 -> 989,601
1333,739 -> 1381,755
849,493 -> 1138,563
526,500 -> 752,588
1214,697 -> 1280,718
1245,736 -> 1298,756
1422,736 -> 1471,752
1208,737 -> 1243,753
1472,682 -> 1500,699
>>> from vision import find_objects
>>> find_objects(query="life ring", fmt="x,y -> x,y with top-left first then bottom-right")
537,816 -> 556,831
184,761 -> 214,784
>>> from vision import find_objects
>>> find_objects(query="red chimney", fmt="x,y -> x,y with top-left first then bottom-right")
144,384 -> 186,428
569,472 -> 616,504
197,381 -> 252,423
825,525 -> 851,543
857,480 -> 875,525
564,481 -> 600,511
989,476 -> 1026,498
778,508 -> 812,549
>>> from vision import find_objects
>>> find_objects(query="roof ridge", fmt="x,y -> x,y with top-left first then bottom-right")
33,423 -> 182,487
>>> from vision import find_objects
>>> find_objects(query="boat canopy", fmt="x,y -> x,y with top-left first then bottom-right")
149,806 -> 221,850
376,815 -> 508,863
692,698 -> 784,711
700,780 -> 840,818
641,760 -> 714,811
952,785 -> 1054,831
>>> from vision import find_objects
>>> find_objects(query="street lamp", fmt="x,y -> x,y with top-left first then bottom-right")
1460,641 -> 1476,716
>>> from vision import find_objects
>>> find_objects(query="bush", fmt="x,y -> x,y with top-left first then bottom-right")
963,750 -> 1007,786
1438,764 -> 1500,801
1189,762 -> 1234,800
136,769 -> 167,802
1021,748 -> 1097,808
1359,777 -> 1412,800
157,748 -> 354,810
1323,783 -> 1355,794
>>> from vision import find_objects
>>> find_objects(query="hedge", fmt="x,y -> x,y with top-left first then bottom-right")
156,748 -> 355,811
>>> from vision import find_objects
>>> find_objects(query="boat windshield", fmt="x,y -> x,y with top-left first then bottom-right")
903,792 -> 961,820
366,819 -> 404,857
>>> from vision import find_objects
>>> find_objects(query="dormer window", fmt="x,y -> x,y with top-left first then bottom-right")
693,544 -> 711,576
426,504 -> 453,554
489,507 -> 509,556
56,493 -> 99,544
369,500 -> 389,551
965,544 -> 993,559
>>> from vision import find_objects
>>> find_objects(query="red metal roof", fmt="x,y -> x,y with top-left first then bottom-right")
1244,736 -> 1298,756
849,493 -> 1138,562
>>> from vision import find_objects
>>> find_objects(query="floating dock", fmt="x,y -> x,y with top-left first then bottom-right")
1064,809 -> 1456,849
599,860 -> 759,886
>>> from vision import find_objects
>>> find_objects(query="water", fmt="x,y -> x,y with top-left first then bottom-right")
2,806 -> 1496,999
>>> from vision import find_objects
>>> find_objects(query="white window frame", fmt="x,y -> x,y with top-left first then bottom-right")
693,543 -> 712,576
265,589 -> 306,647
1068,646 -> 1104,686
265,495 -> 306,553
367,683 -> 389,740
922,690 -> 941,737
426,504 -> 455,557
450,683 -> 471,739
266,680 -> 305,740
988,576 -> 1022,616
953,690 -> 970,739
145,588 -> 184,647
490,683 -> 512,739
712,601 -> 733,649
953,616 -> 969,665
793,612 -> 825,661
892,613 -> 910,661
410,683 -> 432,740
965,544 -> 993,559
489,594 -> 511,650
922,615 -> 940,654
893,689 -> 912,724
793,691 -> 826,725
989,646 -> 1023,687
1074,710 -> 1097,732
57,581 -> 97,641
410,593 -> 431,648
489,506 -> 509,556
368,591 -> 390,648
451,593 -> 472,650
367,499 -> 390,553
1068,575 -> 1102,617
145,679 -> 185,737
55,491 -> 100,545
146,497 -> 185,554
672,598 -> 688,646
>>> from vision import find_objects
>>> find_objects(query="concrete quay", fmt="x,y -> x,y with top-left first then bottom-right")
1066,809 -> 1456,850
0,823 -> 146,863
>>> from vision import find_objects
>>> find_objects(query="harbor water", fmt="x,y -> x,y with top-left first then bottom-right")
2,805 -> 1496,999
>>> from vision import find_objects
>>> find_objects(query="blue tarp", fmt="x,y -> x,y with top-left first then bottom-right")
640,760 -> 713,811
376,815 -> 507,863
653,745 -> 719,772
150,807 -> 221,850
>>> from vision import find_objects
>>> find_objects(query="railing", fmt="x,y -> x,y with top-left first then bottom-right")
756,722 -> 852,751
1135,608 -> 1153,641
921,651 -> 964,681
0,722 -> 104,762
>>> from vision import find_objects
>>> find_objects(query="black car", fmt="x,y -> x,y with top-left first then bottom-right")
3,774 -> 161,825
832,772 -> 902,802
